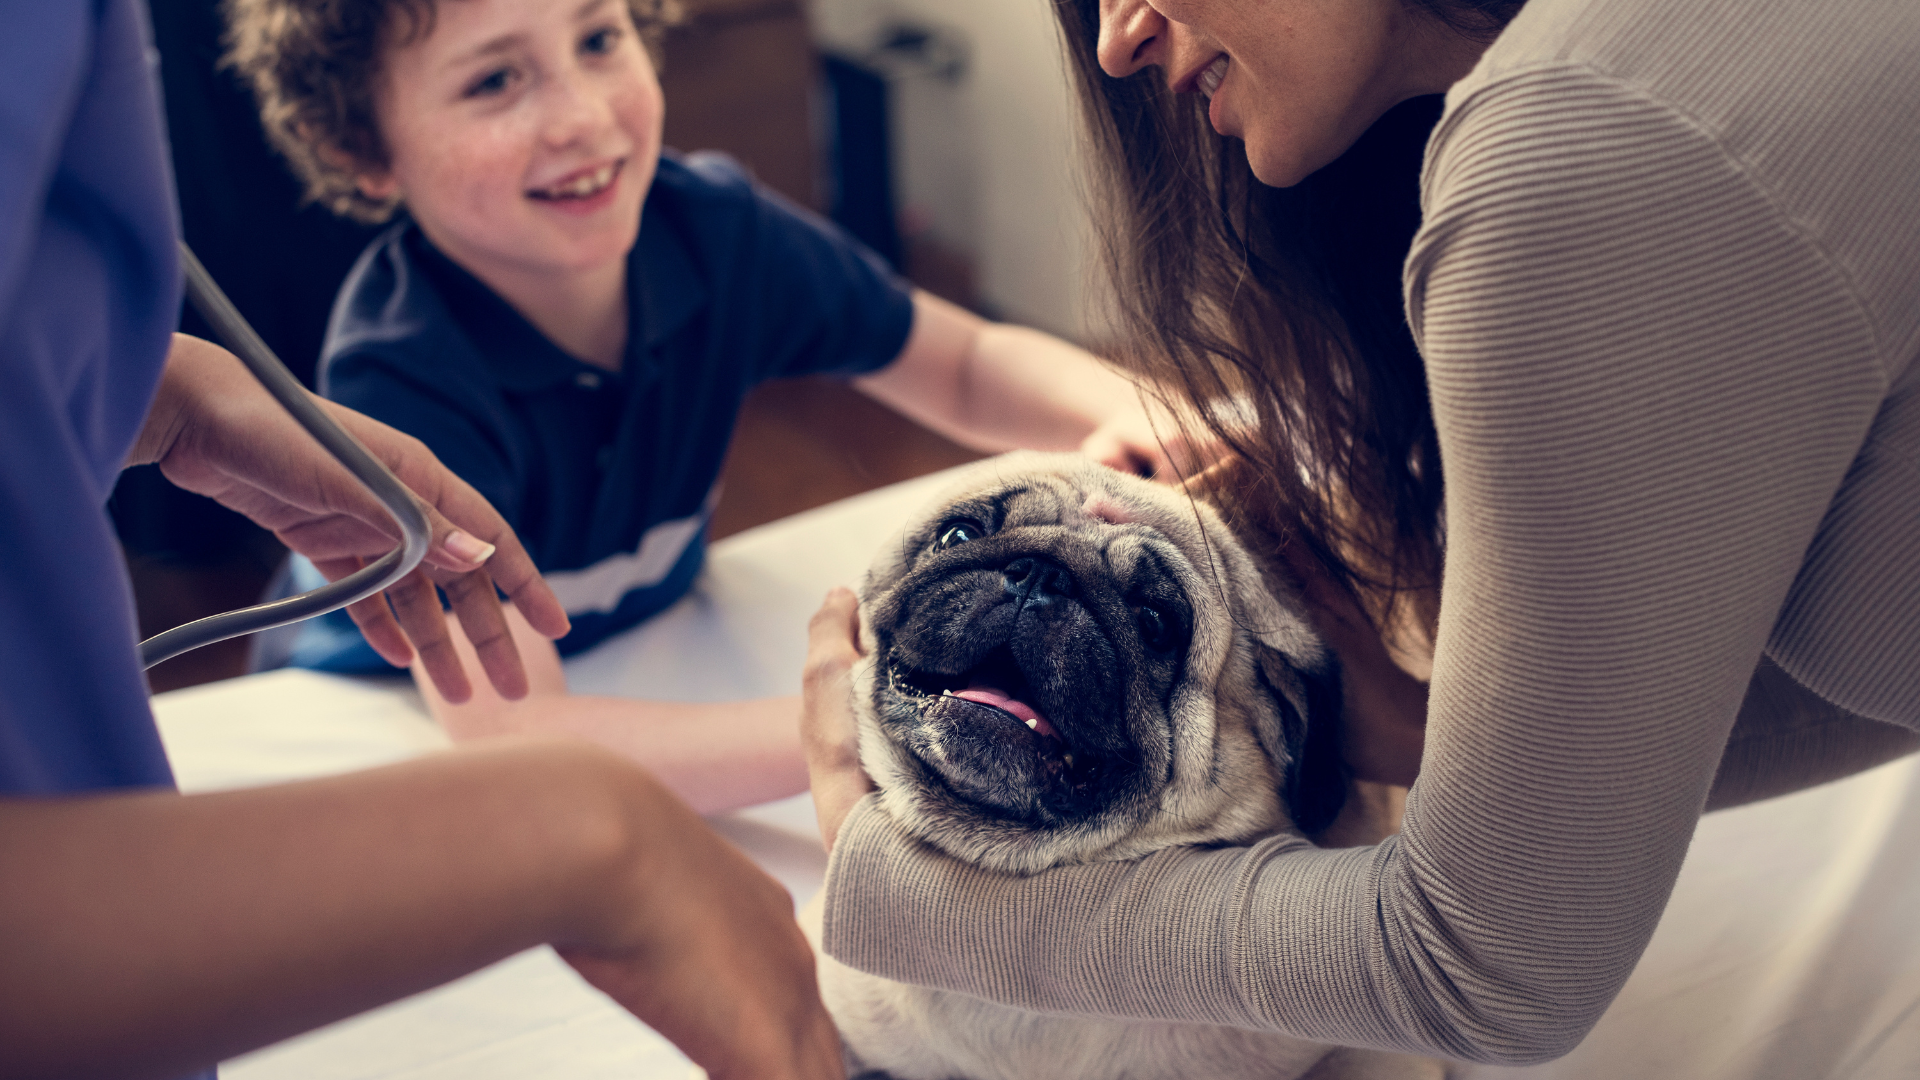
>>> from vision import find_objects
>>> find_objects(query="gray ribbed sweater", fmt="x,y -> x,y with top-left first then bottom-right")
821,0 -> 1920,1063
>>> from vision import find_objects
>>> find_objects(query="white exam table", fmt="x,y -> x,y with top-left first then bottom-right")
150,467 -> 1920,1079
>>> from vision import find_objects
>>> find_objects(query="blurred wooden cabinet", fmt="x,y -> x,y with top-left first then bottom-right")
662,0 -> 981,540
660,0 -> 822,208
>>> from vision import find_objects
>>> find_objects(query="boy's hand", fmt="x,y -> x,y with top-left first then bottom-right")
1078,399 -> 1224,483
132,334 -> 570,702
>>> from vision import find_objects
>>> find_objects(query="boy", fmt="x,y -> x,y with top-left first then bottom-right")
227,0 -> 1190,811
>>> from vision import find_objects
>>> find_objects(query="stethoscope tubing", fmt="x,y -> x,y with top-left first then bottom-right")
140,244 -> 432,670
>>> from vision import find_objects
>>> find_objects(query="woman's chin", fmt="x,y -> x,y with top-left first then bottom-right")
1244,147 -> 1313,189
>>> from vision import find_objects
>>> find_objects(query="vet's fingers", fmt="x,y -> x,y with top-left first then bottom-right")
319,397 -> 571,642
441,571 -> 530,701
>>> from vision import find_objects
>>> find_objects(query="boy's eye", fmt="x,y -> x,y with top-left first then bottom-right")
581,25 -> 623,55
465,67 -> 514,98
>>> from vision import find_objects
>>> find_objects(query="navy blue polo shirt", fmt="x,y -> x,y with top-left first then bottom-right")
309,152 -> 914,664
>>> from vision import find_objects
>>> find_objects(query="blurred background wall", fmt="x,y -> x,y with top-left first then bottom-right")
810,0 -> 1104,343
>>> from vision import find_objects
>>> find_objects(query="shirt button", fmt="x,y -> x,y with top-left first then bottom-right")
575,370 -> 603,390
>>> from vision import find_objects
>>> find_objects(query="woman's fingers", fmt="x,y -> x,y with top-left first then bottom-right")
801,588 -> 875,851
801,588 -> 864,764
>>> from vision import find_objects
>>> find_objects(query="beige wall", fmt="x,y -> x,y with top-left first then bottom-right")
810,0 -> 1110,343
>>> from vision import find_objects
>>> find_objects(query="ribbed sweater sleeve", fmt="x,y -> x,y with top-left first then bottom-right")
821,58 -> 1910,1067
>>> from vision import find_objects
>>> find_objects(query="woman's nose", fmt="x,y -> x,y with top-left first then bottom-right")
1097,0 -> 1169,79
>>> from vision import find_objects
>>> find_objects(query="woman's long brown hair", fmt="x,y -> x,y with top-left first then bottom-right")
1055,0 -> 1519,635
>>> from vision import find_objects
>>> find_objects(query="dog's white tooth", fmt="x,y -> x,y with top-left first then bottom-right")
1063,752 -> 1075,766
941,688 -> 953,696
1025,719 -> 1039,730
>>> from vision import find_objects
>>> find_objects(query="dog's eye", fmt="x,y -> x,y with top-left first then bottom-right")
936,522 -> 983,549
1135,603 -> 1181,654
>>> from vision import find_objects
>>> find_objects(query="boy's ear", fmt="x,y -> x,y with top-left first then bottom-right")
351,166 -> 400,203
307,129 -> 400,202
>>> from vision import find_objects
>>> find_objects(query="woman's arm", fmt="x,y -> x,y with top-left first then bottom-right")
812,69 -> 1908,1063
416,607 -> 810,814
854,291 -> 1210,480
0,738 -> 840,1080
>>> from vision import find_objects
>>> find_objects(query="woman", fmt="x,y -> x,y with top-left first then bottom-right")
0,5 -> 839,1077
802,0 -> 1919,1062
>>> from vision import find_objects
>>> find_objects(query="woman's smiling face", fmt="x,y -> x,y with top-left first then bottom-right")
1096,0 -> 1481,186
359,0 -> 662,282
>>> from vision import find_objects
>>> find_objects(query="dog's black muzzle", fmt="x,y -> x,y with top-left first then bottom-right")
871,539 -> 1168,825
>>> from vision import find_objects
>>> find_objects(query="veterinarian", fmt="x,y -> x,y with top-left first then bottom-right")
0,6 -> 840,1077
802,0 -> 1920,1064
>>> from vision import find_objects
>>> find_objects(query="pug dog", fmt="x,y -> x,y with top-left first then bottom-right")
803,452 -> 1444,1080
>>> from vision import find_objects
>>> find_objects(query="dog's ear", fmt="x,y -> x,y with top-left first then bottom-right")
1252,645 -> 1348,836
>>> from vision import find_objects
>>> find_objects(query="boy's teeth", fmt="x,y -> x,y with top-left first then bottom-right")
542,163 -> 616,198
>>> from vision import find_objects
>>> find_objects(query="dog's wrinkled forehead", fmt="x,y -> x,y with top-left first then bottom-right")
873,453 -> 1213,585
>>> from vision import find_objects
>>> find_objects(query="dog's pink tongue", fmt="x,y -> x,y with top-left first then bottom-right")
953,687 -> 1059,739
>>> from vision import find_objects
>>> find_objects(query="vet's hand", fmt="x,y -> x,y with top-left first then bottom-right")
801,588 -> 876,851
560,767 -> 844,1080
1078,398 -> 1223,484
131,334 -> 570,703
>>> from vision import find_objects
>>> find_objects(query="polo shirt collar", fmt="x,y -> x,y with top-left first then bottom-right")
403,196 -> 707,393
632,197 -> 706,353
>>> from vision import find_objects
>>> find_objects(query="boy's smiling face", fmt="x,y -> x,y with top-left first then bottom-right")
360,0 -> 661,282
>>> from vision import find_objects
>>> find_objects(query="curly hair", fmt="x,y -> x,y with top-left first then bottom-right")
223,0 -> 680,222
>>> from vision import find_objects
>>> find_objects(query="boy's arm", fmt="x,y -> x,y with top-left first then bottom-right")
414,607 -> 810,815
0,740 -> 839,1080
853,291 -> 1212,480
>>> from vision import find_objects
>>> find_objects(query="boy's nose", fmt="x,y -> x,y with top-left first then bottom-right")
1097,0 -> 1170,79
539,68 -> 615,147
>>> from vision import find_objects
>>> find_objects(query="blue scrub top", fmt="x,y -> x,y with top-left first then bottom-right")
0,2 -> 180,793
1,2 -> 211,1078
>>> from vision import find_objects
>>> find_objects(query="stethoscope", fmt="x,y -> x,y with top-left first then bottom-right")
140,244 -> 432,670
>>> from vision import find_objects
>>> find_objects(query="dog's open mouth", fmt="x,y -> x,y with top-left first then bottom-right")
891,646 -> 1068,751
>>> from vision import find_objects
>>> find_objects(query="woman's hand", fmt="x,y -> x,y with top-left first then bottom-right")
801,588 -> 876,852
1275,544 -> 1431,788
129,334 -> 569,702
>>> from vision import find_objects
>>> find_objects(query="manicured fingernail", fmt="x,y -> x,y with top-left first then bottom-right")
443,531 -> 496,564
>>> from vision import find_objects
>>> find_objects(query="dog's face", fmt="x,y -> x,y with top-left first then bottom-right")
855,453 -> 1345,874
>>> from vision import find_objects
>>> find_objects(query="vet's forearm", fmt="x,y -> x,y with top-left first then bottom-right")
0,739 -> 651,1080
